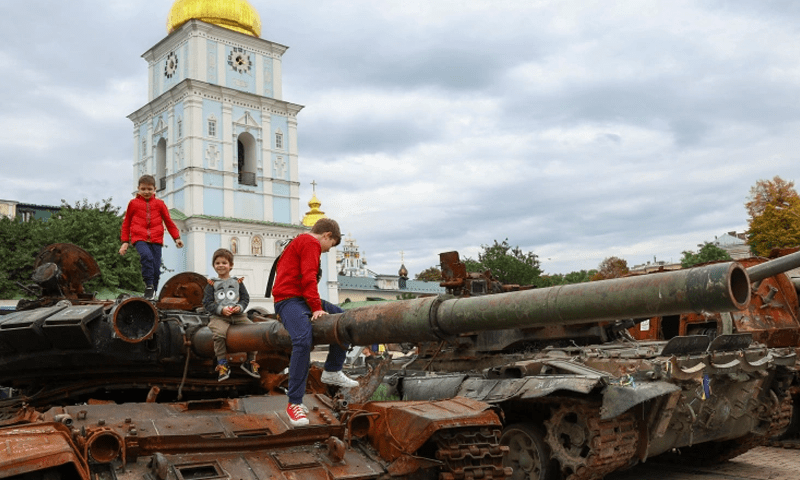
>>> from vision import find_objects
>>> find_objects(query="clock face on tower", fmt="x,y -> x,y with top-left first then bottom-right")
228,47 -> 252,74
164,51 -> 178,78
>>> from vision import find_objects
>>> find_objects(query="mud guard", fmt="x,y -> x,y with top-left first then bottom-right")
362,396 -> 502,460
601,381 -> 681,420
0,423 -> 90,480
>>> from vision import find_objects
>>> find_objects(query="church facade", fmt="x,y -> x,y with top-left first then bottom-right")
126,1 -> 338,306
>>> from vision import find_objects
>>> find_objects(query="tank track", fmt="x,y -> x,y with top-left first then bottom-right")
544,402 -> 638,480
435,426 -> 513,480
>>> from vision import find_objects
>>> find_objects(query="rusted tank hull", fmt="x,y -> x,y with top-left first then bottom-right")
0,395 -> 509,480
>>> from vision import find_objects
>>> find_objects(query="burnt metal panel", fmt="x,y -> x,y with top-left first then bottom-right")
42,304 -> 104,349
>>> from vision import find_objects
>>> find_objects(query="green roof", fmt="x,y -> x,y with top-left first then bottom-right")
339,298 -> 392,310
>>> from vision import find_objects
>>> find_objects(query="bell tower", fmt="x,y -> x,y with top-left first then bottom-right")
127,0 -> 325,305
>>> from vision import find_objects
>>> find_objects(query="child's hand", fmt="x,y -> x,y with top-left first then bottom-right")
311,310 -> 327,320
119,243 -> 128,255
175,238 -> 184,248
231,305 -> 241,314
222,306 -> 232,316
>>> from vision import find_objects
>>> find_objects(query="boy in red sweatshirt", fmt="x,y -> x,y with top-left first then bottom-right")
272,218 -> 358,426
119,174 -> 183,299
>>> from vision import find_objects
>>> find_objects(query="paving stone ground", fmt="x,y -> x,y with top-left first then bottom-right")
606,446 -> 799,480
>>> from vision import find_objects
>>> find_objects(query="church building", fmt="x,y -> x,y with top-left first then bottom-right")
127,0 -> 337,306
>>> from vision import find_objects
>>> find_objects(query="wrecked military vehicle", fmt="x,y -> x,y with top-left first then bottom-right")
0,244 -> 511,480
369,251 -> 797,480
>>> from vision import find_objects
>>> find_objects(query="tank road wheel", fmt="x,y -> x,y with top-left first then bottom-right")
500,423 -> 555,480
544,403 -> 637,480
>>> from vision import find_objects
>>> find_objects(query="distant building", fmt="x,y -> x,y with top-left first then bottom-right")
337,234 -> 370,277
712,231 -> 751,259
629,259 -> 681,274
336,237 -> 444,302
0,199 -> 61,222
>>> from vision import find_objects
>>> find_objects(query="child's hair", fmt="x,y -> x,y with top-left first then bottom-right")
212,248 -> 235,266
311,218 -> 341,246
138,174 -> 156,187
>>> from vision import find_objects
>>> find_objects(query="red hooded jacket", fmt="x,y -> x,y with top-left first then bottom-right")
120,194 -> 180,245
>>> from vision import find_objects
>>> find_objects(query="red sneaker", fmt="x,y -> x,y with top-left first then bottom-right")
286,403 -> 309,426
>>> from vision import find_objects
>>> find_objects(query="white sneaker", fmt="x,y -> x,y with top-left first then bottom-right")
321,370 -> 359,388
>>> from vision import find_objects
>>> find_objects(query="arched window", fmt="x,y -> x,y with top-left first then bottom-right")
237,131 -> 257,186
156,138 -> 167,191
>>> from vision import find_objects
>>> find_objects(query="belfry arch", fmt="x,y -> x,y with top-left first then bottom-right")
156,138 -> 167,191
237,132 -> 257,186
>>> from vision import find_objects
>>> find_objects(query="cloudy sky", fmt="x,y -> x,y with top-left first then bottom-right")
3,1 -> 800,278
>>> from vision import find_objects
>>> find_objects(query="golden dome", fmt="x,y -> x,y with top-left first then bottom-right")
167,0 -> 262,37
302,193 -> 327,227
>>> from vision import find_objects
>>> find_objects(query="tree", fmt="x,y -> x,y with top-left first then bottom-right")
415,267 -> 443,282
746,176 -> 799,218
45,198 -> 145,292
745,176 -> 800,257
591,256 -> 629,281
467,239 -> 542,285
538,269 -> 598,287
0,216 -> 47,297
680,242 -> 731,268
0,198 -> 145,299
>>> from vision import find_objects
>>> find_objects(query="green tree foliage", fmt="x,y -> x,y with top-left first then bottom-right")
591,256 -> 629,281
746,176 -> 800,257
680,242 -> 732,268
415,267 -> 443,282
0,198 -> 144,298
466,239 -> 543,285
0,216 -> 47,297
537,270 -> 598,287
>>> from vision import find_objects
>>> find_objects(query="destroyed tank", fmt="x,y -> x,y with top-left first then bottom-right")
0,244 -> 511,480
0,243 -> 785,480
360,251 -> 798,480
627,248 -> 800,448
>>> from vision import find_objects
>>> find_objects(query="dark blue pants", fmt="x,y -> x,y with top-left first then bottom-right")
134,241 -> 162,290
276,297 -> 347,405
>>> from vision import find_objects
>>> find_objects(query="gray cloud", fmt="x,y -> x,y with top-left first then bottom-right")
3,0 -> 800,279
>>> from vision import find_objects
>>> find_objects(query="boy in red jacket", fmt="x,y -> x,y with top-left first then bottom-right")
119,174 -> 184,299
272,218 -> 358,426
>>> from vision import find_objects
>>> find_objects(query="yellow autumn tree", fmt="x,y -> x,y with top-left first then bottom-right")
746,176 -> 800,256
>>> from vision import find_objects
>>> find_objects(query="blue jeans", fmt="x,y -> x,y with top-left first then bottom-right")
276,297 -> 347,405
134,241 -> 162,290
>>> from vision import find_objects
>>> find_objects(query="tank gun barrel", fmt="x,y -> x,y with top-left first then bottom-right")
746,249 -> 800,283
198,261 -> 750,357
